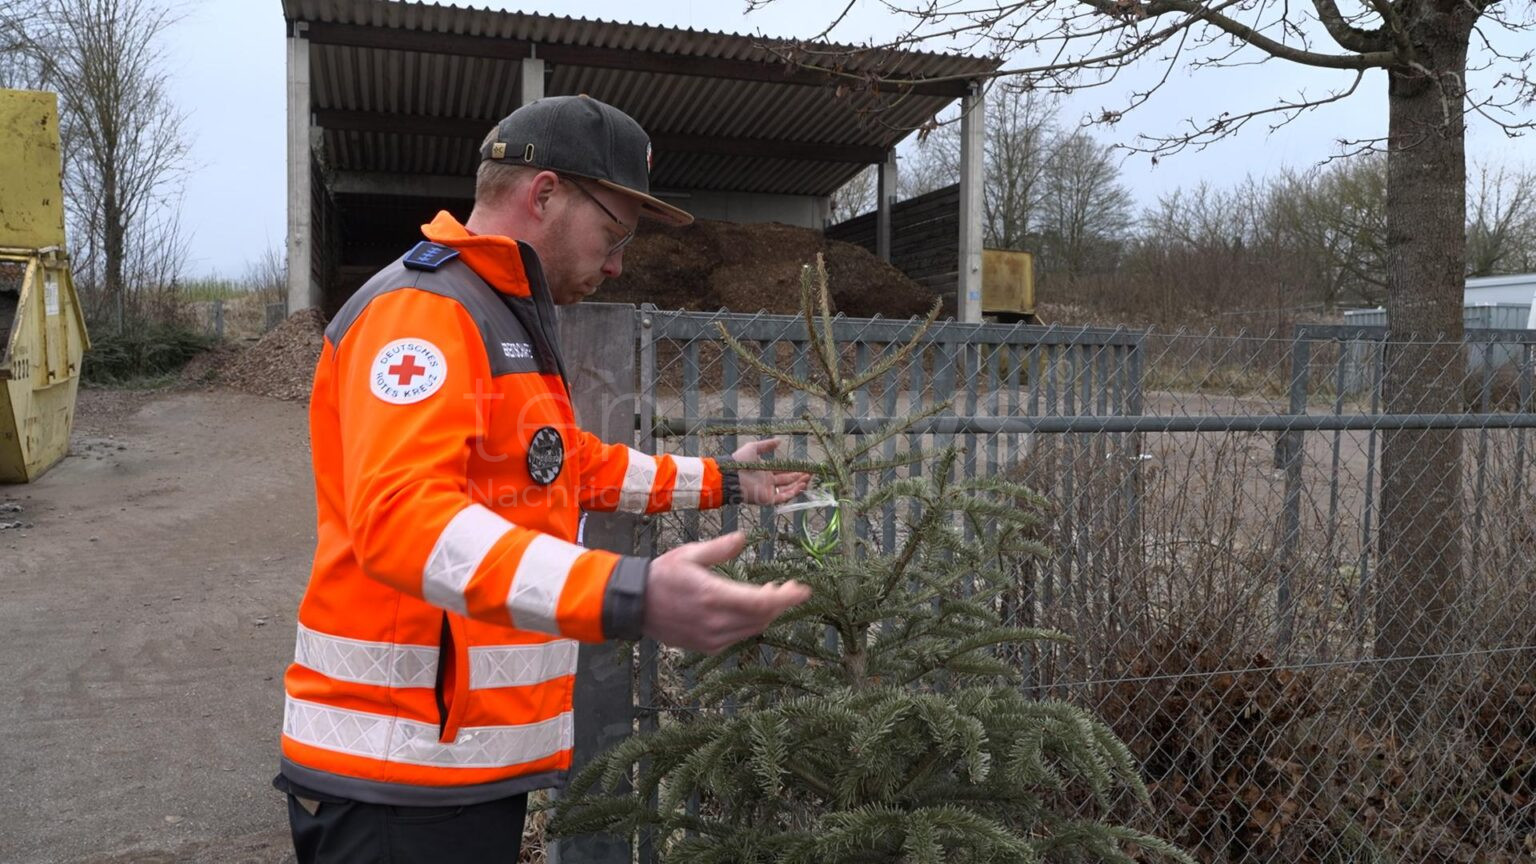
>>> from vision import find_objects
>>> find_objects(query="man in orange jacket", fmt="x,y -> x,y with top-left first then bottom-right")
275,94 -> 811,862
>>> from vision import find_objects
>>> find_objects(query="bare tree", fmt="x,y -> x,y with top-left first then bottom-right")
896,124 -> 958,200
754,0 -> 1536,737
1114,178 -> 1303,327
247,245 -> 288,299
982,88 -> 1058,251
1465,161 -> 1536,276
1141,179 -> 1269,252
1038,129 -> 1133,278
891,89 -> 1065,251
2,0 -> 191,334
828,166 -> 877,224
0,1 -> 45,88
1268,155 -> 1390,310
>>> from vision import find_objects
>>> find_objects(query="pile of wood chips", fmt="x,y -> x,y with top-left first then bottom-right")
213,308 -> 327,401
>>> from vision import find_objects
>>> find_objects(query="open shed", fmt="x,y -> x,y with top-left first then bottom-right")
282,0 -> 1001,319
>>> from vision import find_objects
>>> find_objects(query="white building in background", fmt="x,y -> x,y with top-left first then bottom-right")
1346,273 -> 1536,323
1341,273 -> 1536,387
1464,272 -> 1536,307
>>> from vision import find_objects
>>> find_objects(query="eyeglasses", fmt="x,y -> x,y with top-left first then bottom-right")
559,174 -> 637,256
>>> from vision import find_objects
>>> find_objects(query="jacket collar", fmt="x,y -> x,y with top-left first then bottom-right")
420,211 -> 540,299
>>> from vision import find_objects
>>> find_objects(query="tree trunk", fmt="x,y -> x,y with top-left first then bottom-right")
103,151 -> 125,334
1374,6 -> 1476,739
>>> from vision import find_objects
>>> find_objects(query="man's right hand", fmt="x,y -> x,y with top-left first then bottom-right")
643,532 -> 811,655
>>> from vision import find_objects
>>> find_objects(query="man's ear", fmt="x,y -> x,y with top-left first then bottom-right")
526,170 -> 560,221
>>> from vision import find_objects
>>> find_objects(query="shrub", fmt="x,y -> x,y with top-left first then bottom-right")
82,325 -> 215,384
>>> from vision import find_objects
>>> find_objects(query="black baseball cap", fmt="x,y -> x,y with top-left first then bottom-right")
480,94 -> 693,226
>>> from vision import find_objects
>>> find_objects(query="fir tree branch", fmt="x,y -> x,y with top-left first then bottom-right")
690,663 -> 833,704
754,631 -> 842,665
842,300 -> 943,393
845,402 -> 954,463
880,483 -> 950,601
704,422 -> 819,441
812,258 -> 842,396
786,755 -> 836,800
845,452 -> 929,477
797,258 -> 842,398
895,748 -> 945,801
746,712 -> 789,798
713,456 -> 829,475
714,321 -> 831,401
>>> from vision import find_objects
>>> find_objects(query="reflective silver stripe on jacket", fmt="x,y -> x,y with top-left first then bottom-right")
293,622 -> 438,688
293,623 -> 579,690
424,504 -> 513,615
284,696 -> 573,769
618,450 -> 657,513
508,534 -> 586,634
670,455 -> 706,509
469,639 -> 579,688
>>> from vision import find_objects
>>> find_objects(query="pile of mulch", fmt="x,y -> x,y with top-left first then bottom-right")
599,219 -> 939,319
209,308 -> 328,401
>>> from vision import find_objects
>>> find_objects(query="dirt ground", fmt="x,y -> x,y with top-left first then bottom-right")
0,386 -> 313,863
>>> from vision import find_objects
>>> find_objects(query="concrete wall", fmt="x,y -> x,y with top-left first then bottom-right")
662,190 -> 829,229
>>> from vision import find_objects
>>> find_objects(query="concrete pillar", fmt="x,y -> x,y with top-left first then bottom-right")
876,150 -> 898,263
957,81 -> 985,323
285,22 -> 313,314
520,55 -> 545,106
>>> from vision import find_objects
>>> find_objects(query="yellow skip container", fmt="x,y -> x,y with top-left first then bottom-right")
1,89 -> 89,483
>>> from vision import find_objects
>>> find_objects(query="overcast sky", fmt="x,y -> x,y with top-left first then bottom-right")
164,1 -> 1534,278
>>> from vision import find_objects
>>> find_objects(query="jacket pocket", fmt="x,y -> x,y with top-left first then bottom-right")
435,613 -> 472,744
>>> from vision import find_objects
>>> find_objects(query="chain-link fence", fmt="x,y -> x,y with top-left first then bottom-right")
621,306 -> 1536,864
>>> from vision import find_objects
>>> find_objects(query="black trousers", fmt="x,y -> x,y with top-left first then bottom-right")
283,788 -> 527,864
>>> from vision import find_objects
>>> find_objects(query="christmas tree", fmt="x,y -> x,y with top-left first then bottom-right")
553,257 -> 1189,864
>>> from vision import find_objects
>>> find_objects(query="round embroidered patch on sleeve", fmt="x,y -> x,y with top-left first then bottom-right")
370,339 -> 448,404
527,426 -> 565,485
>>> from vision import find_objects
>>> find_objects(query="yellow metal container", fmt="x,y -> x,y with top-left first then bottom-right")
1,90 -> 67,249
1,89 -> 89,483
981,248 -> 1035,322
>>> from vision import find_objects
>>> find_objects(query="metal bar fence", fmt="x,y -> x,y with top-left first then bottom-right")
612,307 -> 1536,864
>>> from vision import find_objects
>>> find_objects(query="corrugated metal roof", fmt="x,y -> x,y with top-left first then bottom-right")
285,0 -> 999,197
284,0 -> 994,75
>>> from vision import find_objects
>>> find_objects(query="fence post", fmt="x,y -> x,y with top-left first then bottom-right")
635,305 -> 659,864
1276,333 -> 1310,654
552,302 -> 639,864
213,299 -> 224,340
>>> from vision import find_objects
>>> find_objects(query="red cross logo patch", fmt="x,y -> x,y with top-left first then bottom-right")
371,338 -> 448,404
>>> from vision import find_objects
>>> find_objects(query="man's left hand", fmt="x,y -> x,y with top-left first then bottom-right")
731,439 -> 811,506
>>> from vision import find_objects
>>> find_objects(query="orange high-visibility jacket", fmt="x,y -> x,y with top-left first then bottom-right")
280,212 -> 736,805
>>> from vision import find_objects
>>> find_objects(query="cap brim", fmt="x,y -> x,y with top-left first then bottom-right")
595,179 -> 694,227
